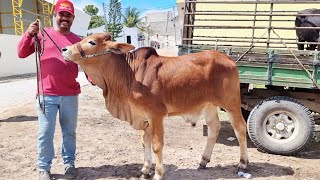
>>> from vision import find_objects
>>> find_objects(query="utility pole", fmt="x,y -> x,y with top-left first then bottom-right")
103,2 -> 108,32
172,6 -> 177,46
165,11 -> 169,47
165,11 -> 169,34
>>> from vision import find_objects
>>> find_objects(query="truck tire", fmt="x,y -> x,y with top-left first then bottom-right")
247,96 -> 315,155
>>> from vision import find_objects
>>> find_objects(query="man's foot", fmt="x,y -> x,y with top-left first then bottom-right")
65,166 -> 77,179
39,171 -> 51,180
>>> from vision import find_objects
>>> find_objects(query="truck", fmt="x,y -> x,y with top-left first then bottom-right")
178,0 -> 320,155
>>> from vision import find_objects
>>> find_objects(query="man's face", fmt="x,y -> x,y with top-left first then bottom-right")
54,11 -> 75,30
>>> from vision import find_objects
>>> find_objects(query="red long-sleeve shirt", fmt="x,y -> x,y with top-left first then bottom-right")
18,27 -> 81,96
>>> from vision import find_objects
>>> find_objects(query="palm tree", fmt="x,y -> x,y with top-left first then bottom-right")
122,7 -> 145,31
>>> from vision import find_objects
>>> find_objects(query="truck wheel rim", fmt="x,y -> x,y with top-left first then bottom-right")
265,111 -> 296,140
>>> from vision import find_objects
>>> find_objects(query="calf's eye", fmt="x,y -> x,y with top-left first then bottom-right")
88,41 -> 96,45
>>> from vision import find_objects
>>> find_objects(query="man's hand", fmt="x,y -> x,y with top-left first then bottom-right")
27,21 -> 39,37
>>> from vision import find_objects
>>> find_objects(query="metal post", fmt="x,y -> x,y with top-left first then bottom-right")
0,10 -> 2,33
165,11 -> 169,35
103,2 -> 108,32
34,0 -> 40,20
182,0 -> 188,45
267,49 -> 275,85
266,2 -> 273,49
172,6 -> 177,46
40,0 -> 53,27
251,1 -> 258,46
312,52 -> 320,88
12,0 -> 24,35
50,0 -> 56,14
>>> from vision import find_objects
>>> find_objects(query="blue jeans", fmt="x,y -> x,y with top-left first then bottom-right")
36,95 -> 78,172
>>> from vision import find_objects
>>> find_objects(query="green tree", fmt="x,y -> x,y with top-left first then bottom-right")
122,7 -> 145,31
83,5 -> 98,16
83,5 -> 105,29
107,0 -> 123,41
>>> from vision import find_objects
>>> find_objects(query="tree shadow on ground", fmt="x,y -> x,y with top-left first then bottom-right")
0,115 -> 37,123
59,162 -> 293,180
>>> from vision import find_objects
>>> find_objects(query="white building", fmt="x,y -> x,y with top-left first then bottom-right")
87,26 -> 148,48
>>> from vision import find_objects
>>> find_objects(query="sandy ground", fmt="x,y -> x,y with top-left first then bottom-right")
0,83 -> 320,180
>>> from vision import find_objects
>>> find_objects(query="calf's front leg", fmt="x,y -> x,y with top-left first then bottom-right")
140,127 -> 152,179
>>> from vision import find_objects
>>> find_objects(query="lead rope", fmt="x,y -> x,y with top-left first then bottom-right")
42,28 -> 62,52
34,19 -> 46,114
34,20 -> 64,113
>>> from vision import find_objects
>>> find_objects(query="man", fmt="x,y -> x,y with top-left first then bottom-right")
17,0 -> 81,179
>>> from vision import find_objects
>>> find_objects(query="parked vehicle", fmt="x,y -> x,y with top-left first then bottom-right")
178,0 -> 320,155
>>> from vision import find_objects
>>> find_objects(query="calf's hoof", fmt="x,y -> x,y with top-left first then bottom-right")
138,172 -> 150,179
198,157 -> 210,169
237,159 -> 249,172
153,174 -> 163,180
198,163 -> 207,169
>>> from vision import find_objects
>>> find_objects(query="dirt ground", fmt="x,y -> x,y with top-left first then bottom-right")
0,84 -> 319,180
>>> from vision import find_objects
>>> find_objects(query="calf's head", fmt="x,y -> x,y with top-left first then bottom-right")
62,32 -> 135,62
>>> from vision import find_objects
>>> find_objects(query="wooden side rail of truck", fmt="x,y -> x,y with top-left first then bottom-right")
178,0 -> 320,155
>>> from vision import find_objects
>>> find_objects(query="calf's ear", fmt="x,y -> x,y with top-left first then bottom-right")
104,33 -> 112,41
109,42 -> 135,54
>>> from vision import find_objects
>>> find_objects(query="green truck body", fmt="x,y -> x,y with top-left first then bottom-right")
179,0 -> 320,155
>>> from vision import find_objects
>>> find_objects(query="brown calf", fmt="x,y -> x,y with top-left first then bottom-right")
62,32 -> 248,180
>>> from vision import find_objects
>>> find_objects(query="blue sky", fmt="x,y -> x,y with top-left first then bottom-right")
73,0 -> 177,15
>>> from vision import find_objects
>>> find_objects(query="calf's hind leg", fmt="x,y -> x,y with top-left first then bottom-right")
151,116 -> 165,180
199,104 -> 221,169
227,109 -> 249,171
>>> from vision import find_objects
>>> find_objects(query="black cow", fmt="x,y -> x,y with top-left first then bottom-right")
295,8 -> 320,50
